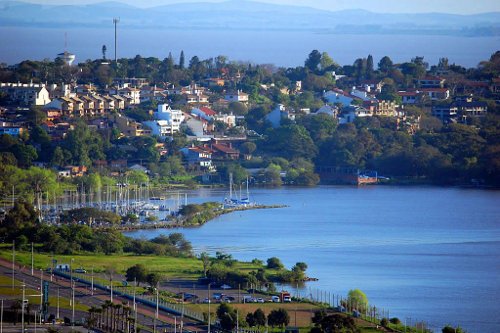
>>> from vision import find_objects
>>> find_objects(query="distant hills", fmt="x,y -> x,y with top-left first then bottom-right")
0,0 -> 499,36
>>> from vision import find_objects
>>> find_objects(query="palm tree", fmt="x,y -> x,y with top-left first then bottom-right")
87,306 -> 98,329
102,300 -> 113,331
113,303 -> 122,332
10,300 -> 22,324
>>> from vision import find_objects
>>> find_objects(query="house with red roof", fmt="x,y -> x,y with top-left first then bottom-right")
180,145 -> 216,172
191,106 -> 217,121
210,142 -> 240,160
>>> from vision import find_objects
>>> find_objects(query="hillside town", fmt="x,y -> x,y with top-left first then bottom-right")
0,50 -> 498,190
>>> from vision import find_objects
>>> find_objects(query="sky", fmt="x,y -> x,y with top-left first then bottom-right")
10,0 -> 500,14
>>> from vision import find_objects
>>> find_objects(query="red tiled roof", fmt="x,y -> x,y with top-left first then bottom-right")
199,106 -> 216,116
420,88 -> 449,93
212,143 -> 239,154
398,91 -> 418,96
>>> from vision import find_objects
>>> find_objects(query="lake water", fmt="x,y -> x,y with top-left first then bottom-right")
1,27 -> 499,67
125,186 -> 500,333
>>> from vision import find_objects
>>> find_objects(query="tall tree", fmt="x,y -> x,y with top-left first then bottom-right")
378,56 -> 393,73
305,50 -> 322,72
366,54 -> 374,78
179,50 -> 185,69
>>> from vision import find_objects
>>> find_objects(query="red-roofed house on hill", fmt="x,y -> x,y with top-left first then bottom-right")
180,145 -> 216,172
211,142 -> 240,160
191,106 -> 217,121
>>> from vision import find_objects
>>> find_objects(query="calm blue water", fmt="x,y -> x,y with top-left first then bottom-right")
126,186 -> 500,333
1,27 -> 499,67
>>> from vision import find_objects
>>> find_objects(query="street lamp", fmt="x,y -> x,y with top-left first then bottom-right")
208,283 -> 211,333
71,258 -> 75,329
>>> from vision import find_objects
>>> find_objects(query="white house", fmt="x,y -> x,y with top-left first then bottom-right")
225,90 -> 249,104
0,83 -> 51,106
266,104 -> 295,128
143,104 -> 184,139
315,105 -> 338,117
213,113 -> 236,128
339,106 -> 372,124
323,90 -> 353,107
350,87 -> 377,102
180,145 -> 216,172
191,106 -> 216,121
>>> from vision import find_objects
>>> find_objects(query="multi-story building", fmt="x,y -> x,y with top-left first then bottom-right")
0,83 -> 51,106
142,104 -> 185,139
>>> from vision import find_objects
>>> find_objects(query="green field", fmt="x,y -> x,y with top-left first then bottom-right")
0,250 -> 264,278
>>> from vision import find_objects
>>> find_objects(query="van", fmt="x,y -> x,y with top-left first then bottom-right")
271,296 -> 280,303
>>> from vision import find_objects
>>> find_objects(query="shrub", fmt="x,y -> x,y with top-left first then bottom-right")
380,318 -> 389,327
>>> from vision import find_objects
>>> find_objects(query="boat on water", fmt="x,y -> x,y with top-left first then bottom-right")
223,174 -> 255,208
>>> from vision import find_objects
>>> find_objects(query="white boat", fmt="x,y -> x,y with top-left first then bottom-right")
224,174 -> 254,208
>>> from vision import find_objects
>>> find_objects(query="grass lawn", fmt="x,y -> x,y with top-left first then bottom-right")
0,250 -> 268,279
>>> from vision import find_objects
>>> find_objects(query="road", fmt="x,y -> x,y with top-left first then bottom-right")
0,257 -> 206,332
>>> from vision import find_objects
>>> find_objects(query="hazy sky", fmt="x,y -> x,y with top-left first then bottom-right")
13,0 -> 500,14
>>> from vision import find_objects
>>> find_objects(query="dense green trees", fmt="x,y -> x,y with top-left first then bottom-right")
0,200 -> 38,245
311,310 -> 359,333
125,264 -> 148,285
267,308 -> 290,329
216,303 -> 238,331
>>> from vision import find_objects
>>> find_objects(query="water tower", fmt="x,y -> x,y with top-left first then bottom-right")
57,51 -> 76,66
57,32 -> 76,66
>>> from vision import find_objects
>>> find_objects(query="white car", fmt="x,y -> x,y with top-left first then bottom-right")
256,298 -> 265,303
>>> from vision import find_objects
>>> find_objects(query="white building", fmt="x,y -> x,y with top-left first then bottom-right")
323,90 -> 353,107
315,105 -> 338,117
0,83 -> 51,106
339,106 -> 372,124
225,90 -> 249,104
350,87 -> 377,102
143,104 -> 184,139
266,104 -> 295,128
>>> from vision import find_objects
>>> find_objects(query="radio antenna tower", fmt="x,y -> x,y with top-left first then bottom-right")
113,18 -> 120,63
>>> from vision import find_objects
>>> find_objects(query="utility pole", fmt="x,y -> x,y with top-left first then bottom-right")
31,243 -> 34,276
1,298 -> 3,333
57,287 -> 60,319
72,279 -> 75,330
153,286 -> 158,333
113,18 -> 120,63
133,278 -> 137,333
40,269 -> 43,324
21,283 -> 25,332
208,283 -> 211,333
91,266 -> 94,296
11,242 -> 15,289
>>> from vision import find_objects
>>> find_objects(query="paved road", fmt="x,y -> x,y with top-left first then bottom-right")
0,258 -> 206,333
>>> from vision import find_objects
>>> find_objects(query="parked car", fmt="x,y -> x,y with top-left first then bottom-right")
202,298 -> 211,303
256,298 -> 265,303
243,295 -> 253,303
271,296 -> 281,303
